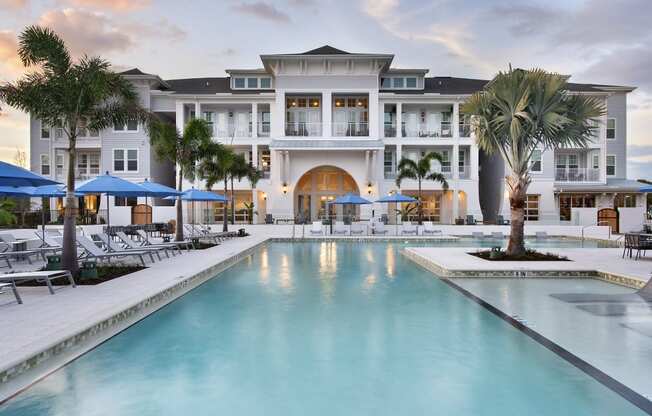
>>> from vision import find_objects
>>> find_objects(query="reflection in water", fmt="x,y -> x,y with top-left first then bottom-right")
279,254 -> 292,291
259,248 -> 269,285
363,273 -> 377,291
318,242 -> 337,275
385,244 -> 395,279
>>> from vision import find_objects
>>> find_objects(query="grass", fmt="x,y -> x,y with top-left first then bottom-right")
471,249 -> 569,261
16,264 -> 146,286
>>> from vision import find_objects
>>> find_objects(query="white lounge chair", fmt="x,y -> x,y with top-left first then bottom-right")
350,222 -> 366,235
472,232 -> 485,239
422,222 -> 442,236
373,222 -> 388,235
135,230 -> 194,250
535,231 -> 548,239
332,221 -> 348,235
0,270 -> 75,297
491,232 -> 504,239
309,221 -> 324,236
0,281 -> 21,304
63,236 -> 155,266
114,232 -> 180,257
401,221 -> 417,235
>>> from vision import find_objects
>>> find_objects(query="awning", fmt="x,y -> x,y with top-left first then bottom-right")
269,139 -> 384,150
554,179 -> 644,193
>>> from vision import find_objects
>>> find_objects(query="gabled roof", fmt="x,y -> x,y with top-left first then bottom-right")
119,68 -> 152,76
297,45 -> 351,55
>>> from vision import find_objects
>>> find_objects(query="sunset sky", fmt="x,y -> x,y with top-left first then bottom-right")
0,0 -> 650,178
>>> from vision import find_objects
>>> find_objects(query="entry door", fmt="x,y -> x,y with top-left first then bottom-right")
598,208 -> 619,233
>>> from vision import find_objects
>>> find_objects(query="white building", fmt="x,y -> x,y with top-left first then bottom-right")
29,46 -> 642,231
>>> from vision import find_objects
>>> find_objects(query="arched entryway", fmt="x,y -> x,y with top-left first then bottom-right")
294,166 -> 360,222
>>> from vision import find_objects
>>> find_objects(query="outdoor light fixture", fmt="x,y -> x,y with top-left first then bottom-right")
262,192 -> 267,200
282,183 -> 288,194
367,183 -> 373,195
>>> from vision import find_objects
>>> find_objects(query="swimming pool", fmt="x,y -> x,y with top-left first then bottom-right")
0,241 -> 644,415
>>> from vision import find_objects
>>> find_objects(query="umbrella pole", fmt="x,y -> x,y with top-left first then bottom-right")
106,194 -> 110,251
41,197 -> 46,246
145,195 -> 149,244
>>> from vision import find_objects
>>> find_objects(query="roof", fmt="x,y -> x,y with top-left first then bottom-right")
553,179 -> 645,193
163,77 -> 273,95
119,68 -> 153,76
296,45 -> 351,55
269,139 -> 384,150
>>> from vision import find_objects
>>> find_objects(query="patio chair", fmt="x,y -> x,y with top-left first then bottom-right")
184,224 -> 220,244
94,233 -> 165,260
135,230 -> 194,250
422,222 -> 442,236
622,233 -> 652,260
373,222 -> 388,235
64,235 -> 154,266
0,243 -> 43,268
496,215 -> 510,225
0,270 -> 75,296
491,232 -> 504,239
535,231 -> 548,239
0,280 -> 22,304
466,215 -> 477,225
350,222 -> 366,235
114,232 -> 181,257
309,221 -> 324,236
471,231 -> 485,239
401,221 -> 418,235
1,232 -> 59,258
332,221 -> 348,235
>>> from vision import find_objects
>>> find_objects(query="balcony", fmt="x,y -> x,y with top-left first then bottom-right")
384,123 -> 397,138
459,124 -> 471,137
257,121 -> 270,137
285,122 -> 322,137
212,124 -> 252,138
403,123 -> 453,138
555,168 -> 600,182
332,122 -> 369,137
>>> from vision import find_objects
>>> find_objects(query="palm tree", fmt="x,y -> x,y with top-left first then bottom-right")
0,26 -> 150,273
462,67 -> 604,256
199,143 -> 235,232
245,164 -> 263,224
229,154 -> 250,224
395,152 -> 449,224
149,118 -> 212,241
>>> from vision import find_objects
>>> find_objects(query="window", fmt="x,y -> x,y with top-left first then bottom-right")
606,118 -> 616,140
615,193 -> 637,208
384,150 -> 395,178
606,155 -> 616,176
592,154 -> 599,170
439,150 -> 451,173
406,77 -> 417,88
260,77 -> 271,89
113,149 -> 138,172
55,154 -> 64,177
247,78 -> 258,88
113,120 -> 138,132
40,154 -> 50,175
40,122 -> 50,139
525,195 -> 539,221
392,78 -> 404,88
234,77 -> 245,88
381,77 -> 391,88
530,149 -> 542,172
458,149 -> 466,174
115,197 -> 138,207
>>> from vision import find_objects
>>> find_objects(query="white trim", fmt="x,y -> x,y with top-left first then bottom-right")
112,148 -> 139,173
606,154 -> 616,177
606,118 -> 616,140
40,154 -> 50,176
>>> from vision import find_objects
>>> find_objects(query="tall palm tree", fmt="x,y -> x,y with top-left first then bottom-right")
199,143 -> 235,232
395,152 -> 449,224
462,67 -> 604,256
0,26 -> 150,273
229,154 -> 250,224
148,118 -> 212,241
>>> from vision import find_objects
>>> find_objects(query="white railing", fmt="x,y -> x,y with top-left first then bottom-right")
285,122 -> 322,137
213,124 -> 252,138
402,123 -> 453,138
555,168 -> 600,182
257,122 -> 270,137
332,122 -> 369,137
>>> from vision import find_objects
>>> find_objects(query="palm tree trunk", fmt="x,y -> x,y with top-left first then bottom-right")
62,139 -> 79,275
223,180 -> 228,232
417,179 -> 423,225
175,166 -> 184,241
230,176 -> 235,224
506,174 -> 528,256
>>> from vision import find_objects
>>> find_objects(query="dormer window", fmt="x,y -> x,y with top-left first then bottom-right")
234,78 -> 245,88
393,78 -> 404,88
381,76 -> 422,90
247,78 -> 258,88
406,77 -> 417,88
232,76 -> 273,90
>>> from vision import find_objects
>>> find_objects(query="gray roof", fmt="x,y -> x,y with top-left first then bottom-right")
270,139 -> 384,150
163,77 -> 272,95
553,179 -> 645,193
295,45 -> 352,55
119,68 -> 153,76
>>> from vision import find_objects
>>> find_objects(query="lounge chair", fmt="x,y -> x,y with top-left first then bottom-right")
0,270 -> 75,296
466,215 -> 477,225
401,221 -> 418,235
0,243 -> 43,268
0,281 -> 22,304
350,222 -> 366,235
496,215 -> 510,225
64,235 -> 155,266
135,230 -> 194,250
491,232 -> 504,239
114,232 -> 181,257
535,231 -> 548,239
422,222 -> 442,236
472,232 -> 485,239
332,221 -> 348,235
309,221 -> 324,236
1,232 -> 59,259
184,224 -> 220,243
94,233 -> 165,260
373,222 -> 388,235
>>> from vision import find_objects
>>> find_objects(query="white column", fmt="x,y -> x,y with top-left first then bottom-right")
322,92 -> 332,137
251,144 -> 259,171
453,102 -> 460,139
371,150 -> 377,181
452,143 -> 459,180
251,103 -> 258,138
284,151 -> 290,184
396,144 -> 402,169
368,90 -> 379,138
470,143 -> 479,181
272,91 -> 285,137
175,101 -> 185,133
276,150 -> 285,183
364,150 -> 370,183
396,102 -> 403,138
452,189 -> 459,224
194,101 -> 200,120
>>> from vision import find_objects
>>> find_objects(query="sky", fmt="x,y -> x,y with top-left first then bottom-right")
0,0 -> 650,178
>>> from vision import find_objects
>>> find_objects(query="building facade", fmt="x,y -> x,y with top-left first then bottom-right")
29,46 -> 641,228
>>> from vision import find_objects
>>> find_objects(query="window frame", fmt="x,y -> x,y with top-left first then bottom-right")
113,148 -> 139,173
40,154 -> 50,176
606,154 -> 616,177
232,76 -> 273,90
381,76 -> 421,90
606,118 -> 616,140
530,149 -> 542,173
113,120 -> 139,133
525,194 -> 540,221
39,121 -> 51,140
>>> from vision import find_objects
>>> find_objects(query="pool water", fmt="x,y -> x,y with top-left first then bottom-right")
0,242 -> 644,415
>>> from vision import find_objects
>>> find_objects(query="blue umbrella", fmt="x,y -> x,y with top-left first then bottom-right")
77,173 -> 150,249
326,193 -> 371,233
0,161 -> 60,187
639,185 -> 652,193
137,179 -> 181,242
164,188 -> 228,235
375,193 -> 418,235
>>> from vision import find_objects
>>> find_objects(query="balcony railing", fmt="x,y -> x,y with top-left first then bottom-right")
384,170 -> 396,180
384,123 -> 397,138
459,124 -> 471,137
75,170 -> 100,181
332,122 -> 369,137
285,122 -> 322,137
555,168 -> 600,182
402,123 -> 453,138
257,121 -> 270,137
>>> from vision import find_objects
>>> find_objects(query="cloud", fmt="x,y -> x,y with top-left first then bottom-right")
65,0 -> 151,12
580,47 -> 651,92
0,0 -> 27,10
0,31 -> 23,80
231,2 -> 291,23
35,8 -> 186,57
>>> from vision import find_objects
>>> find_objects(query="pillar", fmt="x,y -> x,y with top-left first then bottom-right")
272,91 -> 285,137
322,92 -> 332,137
364,150 -> 370,183
251,102 -> 258,138
396,102 -> 403,138
368,90 -> 379,138
194,101 -> 200,120
453,102 -> 460,139
452,143 -> 459,180
470,143 -> 479,181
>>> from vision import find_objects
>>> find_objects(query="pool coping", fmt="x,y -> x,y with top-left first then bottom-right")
0,238 -> 270,404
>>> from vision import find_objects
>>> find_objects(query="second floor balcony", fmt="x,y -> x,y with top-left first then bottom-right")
555,168 -> 600,182
332,122 -> 369,137
285,122 -> 322,137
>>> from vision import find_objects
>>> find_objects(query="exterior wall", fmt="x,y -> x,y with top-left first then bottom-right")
606,92 -> 627,179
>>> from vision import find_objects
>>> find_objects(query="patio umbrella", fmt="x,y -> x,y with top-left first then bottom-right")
76,172 -> 150,250
375,193 -> 417,235
164,188 -> 228,237
639,185 -> 652,193
328,193 -> 372,234
30,185 -> 83,245
137,179 -> 181,242
0,161 -> 60,187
